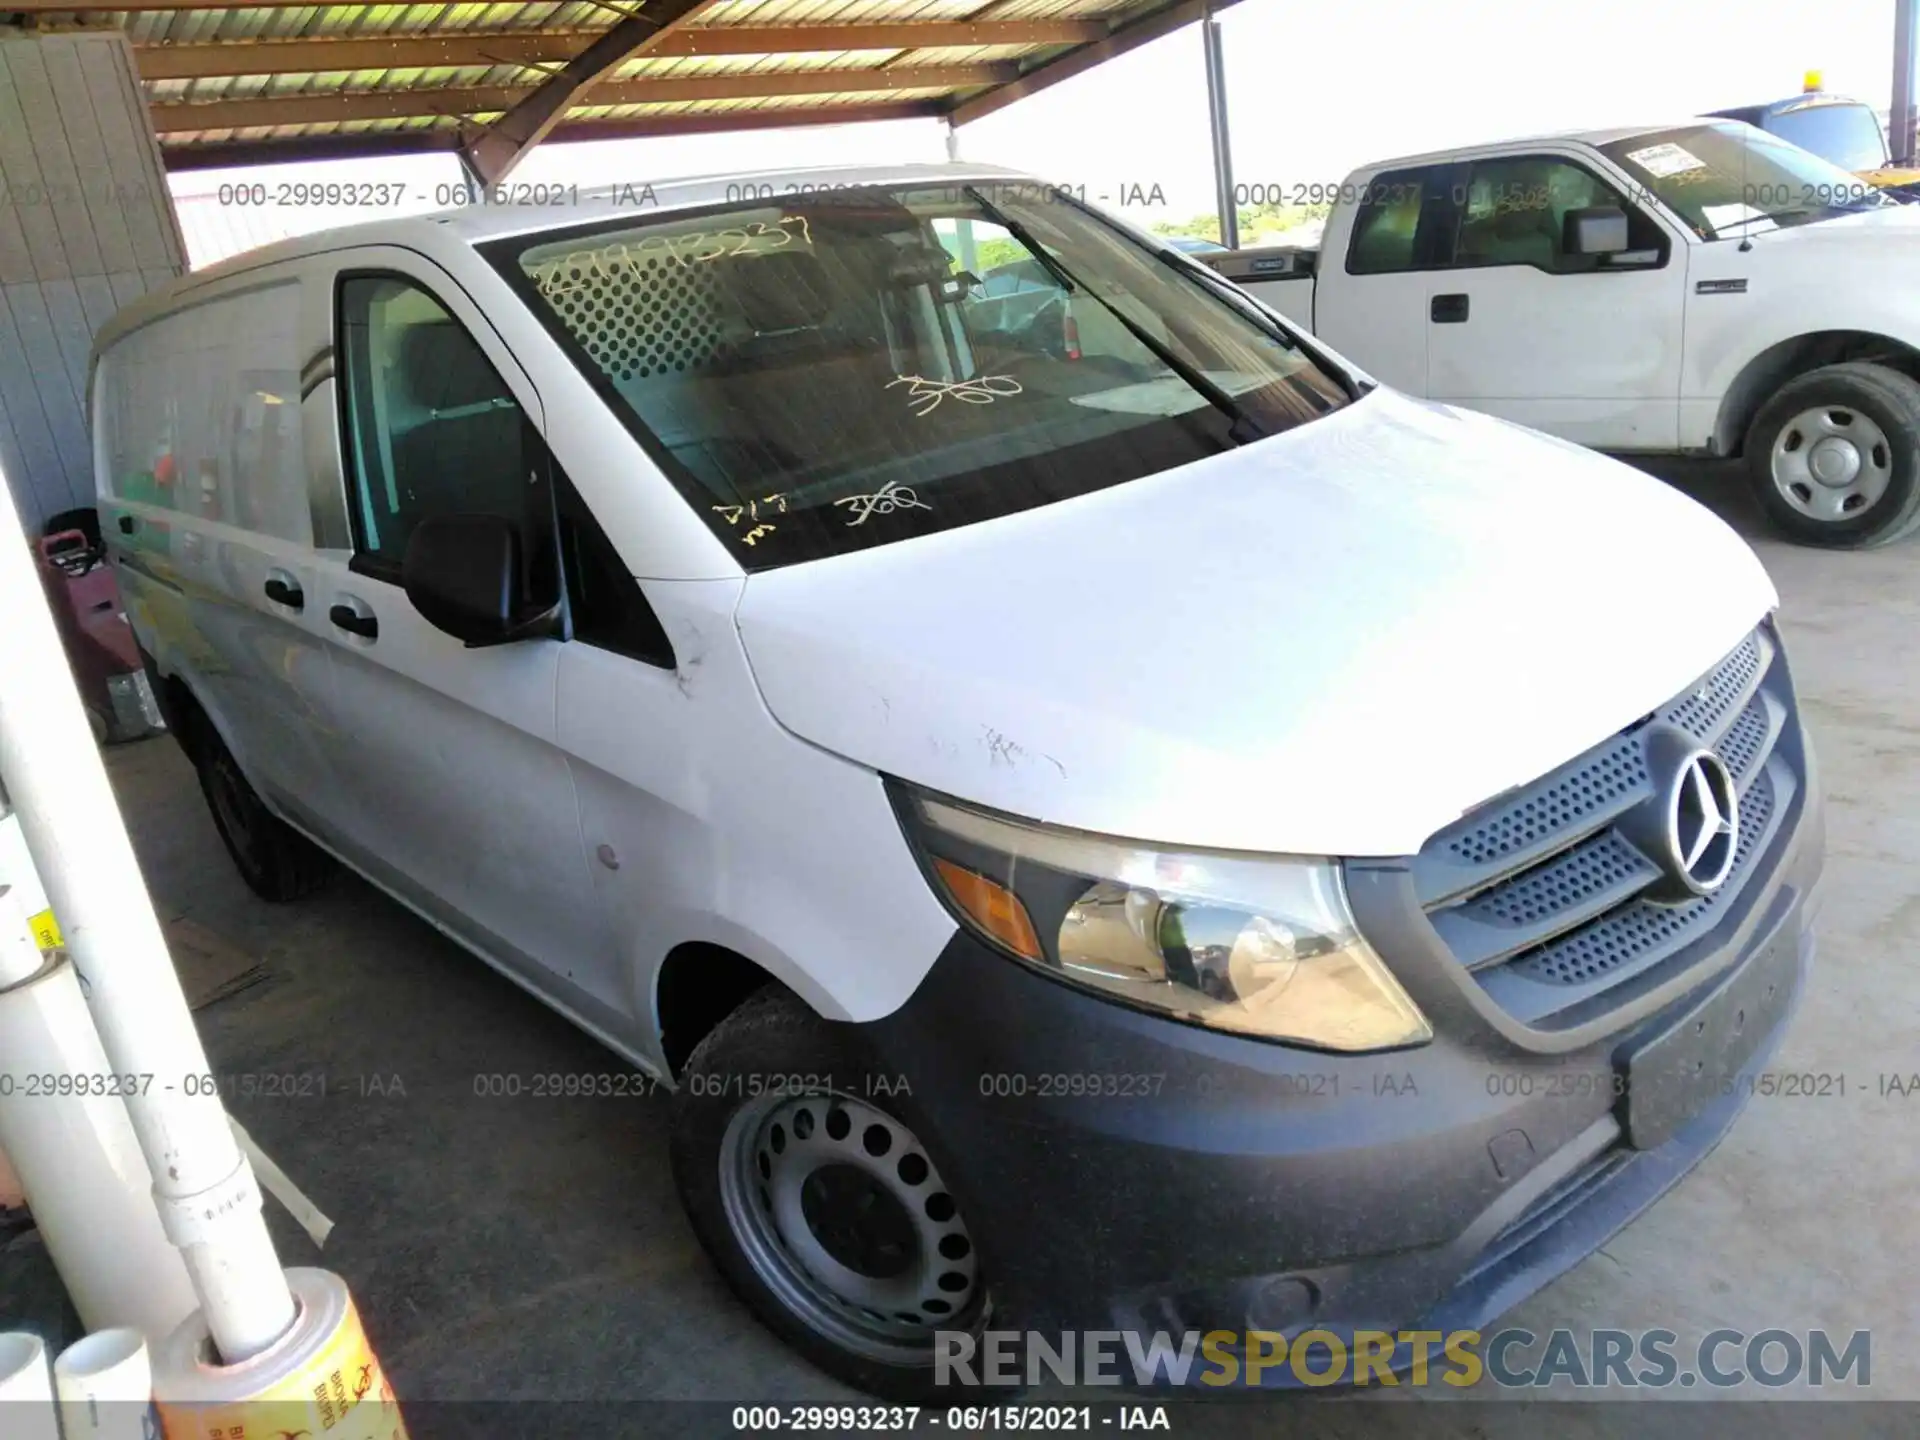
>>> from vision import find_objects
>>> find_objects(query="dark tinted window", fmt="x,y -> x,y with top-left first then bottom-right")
1345,168 -> 1431,274
555,474 -> 674,666
491,185 -> 1350,570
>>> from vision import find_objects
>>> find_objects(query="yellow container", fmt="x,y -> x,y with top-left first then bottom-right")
154,1270 -> 407,1440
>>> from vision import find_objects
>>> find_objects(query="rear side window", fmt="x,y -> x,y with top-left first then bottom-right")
336,274 -> 540,575
1345,169 -> 1431,274
95,282 -> 308,543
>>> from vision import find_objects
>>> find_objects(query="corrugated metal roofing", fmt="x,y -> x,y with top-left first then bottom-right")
15,0 -> 1221,166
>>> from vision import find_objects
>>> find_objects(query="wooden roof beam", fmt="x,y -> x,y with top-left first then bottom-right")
133,21 -> 1106,77
456,0 -> 713,187
146,62 -> 1018,134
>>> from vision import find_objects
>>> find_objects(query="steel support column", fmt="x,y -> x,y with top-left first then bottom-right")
1201,4 -> 1237,250
1896,0 -> 1919,165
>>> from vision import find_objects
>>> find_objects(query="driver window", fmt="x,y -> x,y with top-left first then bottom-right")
337,274 -> 540,573
1454,156 -> 1649,273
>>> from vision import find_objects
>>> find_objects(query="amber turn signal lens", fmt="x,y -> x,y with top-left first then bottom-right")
932,858 -> 1044,962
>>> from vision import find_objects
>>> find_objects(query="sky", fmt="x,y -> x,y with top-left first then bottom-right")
169,0 -> 1903,266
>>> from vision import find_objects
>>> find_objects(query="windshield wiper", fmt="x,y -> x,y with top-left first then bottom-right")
1715,204 -> 1819,234
961,186 -> 1269,444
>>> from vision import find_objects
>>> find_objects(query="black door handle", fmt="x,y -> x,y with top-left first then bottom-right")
117,514 -> 136,534
329,604 -> 377,639
1431,293 -> 1470,323
264,577 -> 303,609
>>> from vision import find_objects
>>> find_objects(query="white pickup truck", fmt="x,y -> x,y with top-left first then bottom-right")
1202,118 -> 1920,547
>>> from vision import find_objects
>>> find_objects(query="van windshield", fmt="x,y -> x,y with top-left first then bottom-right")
489,184 -> 1351,568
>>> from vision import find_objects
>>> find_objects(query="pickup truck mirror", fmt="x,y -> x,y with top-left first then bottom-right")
1563,206 -> 1630,256
402,513 -> 561,648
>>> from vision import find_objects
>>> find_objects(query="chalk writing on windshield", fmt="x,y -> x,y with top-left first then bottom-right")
712,493 -> 791,546
834,482 -> 933,527
887,373 -> 1024,417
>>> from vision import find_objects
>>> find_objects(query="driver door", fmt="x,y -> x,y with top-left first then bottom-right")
1422,151 -> 1689,449
304,248 -> 620,1027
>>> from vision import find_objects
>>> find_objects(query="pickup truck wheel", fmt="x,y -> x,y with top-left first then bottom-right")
670,987 -> 994,1401
1747,362 -> 1920,548
188,719 -> 334,902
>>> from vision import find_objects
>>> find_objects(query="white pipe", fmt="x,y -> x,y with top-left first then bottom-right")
0,463 -> 295,1361
54,1329 -> 154,1440
0,1333 -> 62,1440
0,807 -> 56,1211
0,1336 -> 61,1440
0,887 -> 199,1343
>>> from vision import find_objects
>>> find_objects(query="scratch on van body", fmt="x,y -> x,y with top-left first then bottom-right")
981,727 -> 1067,777
674,626 -> 707,698
983,727 -> 1023,767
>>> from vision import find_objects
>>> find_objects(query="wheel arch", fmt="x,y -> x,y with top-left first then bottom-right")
140,648 -> 215,760
1715,331 -> 1920,456
654,939 -> 782,1076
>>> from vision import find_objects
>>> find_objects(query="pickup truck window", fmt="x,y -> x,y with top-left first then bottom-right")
1346,166 -> 1437,274
491,186 -> 1350,569
1454,156 -> 1661,272
1598,122 -> 1894,240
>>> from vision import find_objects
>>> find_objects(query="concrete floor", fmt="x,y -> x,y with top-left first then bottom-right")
4,459 -> 1916,1431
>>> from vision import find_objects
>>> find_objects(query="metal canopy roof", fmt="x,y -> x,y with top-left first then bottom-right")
9,0 -> 1241,179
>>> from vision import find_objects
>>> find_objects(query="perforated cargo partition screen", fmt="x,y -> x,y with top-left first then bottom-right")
524,239 -> 733,384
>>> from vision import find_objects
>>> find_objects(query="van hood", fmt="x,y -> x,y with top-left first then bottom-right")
734,391 -> 1776,857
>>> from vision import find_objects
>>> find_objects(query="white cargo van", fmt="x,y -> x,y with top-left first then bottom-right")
93,165 -> 1823,1397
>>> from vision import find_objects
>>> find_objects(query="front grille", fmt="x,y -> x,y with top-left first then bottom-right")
1411,624 -> 1801,1028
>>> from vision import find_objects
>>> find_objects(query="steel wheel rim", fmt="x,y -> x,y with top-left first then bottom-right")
718,1088 -> 981,1363
1770,404 -> 1894,521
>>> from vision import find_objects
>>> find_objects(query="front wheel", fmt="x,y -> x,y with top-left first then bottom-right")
669,988 -> 993,1400
1746,361 -> 1920,548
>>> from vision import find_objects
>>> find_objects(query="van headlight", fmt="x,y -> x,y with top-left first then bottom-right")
892,785 -> 1431,1052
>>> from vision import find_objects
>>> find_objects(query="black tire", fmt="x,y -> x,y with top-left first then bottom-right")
185,715 -> 334,902
669,987 -> 999,1401
1745,361 -> 1920,548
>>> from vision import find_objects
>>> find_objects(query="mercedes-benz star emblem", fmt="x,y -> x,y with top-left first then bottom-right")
1666,749 -> 1739,895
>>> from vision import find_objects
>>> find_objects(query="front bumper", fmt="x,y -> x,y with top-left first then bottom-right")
855,759 -> 1822,1388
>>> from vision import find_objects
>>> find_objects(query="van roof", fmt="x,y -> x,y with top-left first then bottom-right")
99,159 -> 1028,352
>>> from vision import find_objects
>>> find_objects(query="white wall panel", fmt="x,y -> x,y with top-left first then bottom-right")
0,27 -> 186,528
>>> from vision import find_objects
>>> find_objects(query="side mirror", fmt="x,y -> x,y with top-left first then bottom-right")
402,513 -> 560,648
1564,206 -> 1630,256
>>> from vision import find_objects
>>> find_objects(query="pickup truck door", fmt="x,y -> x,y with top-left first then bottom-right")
1311,164 -> 1456,396
1422,151 -> 1688,449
